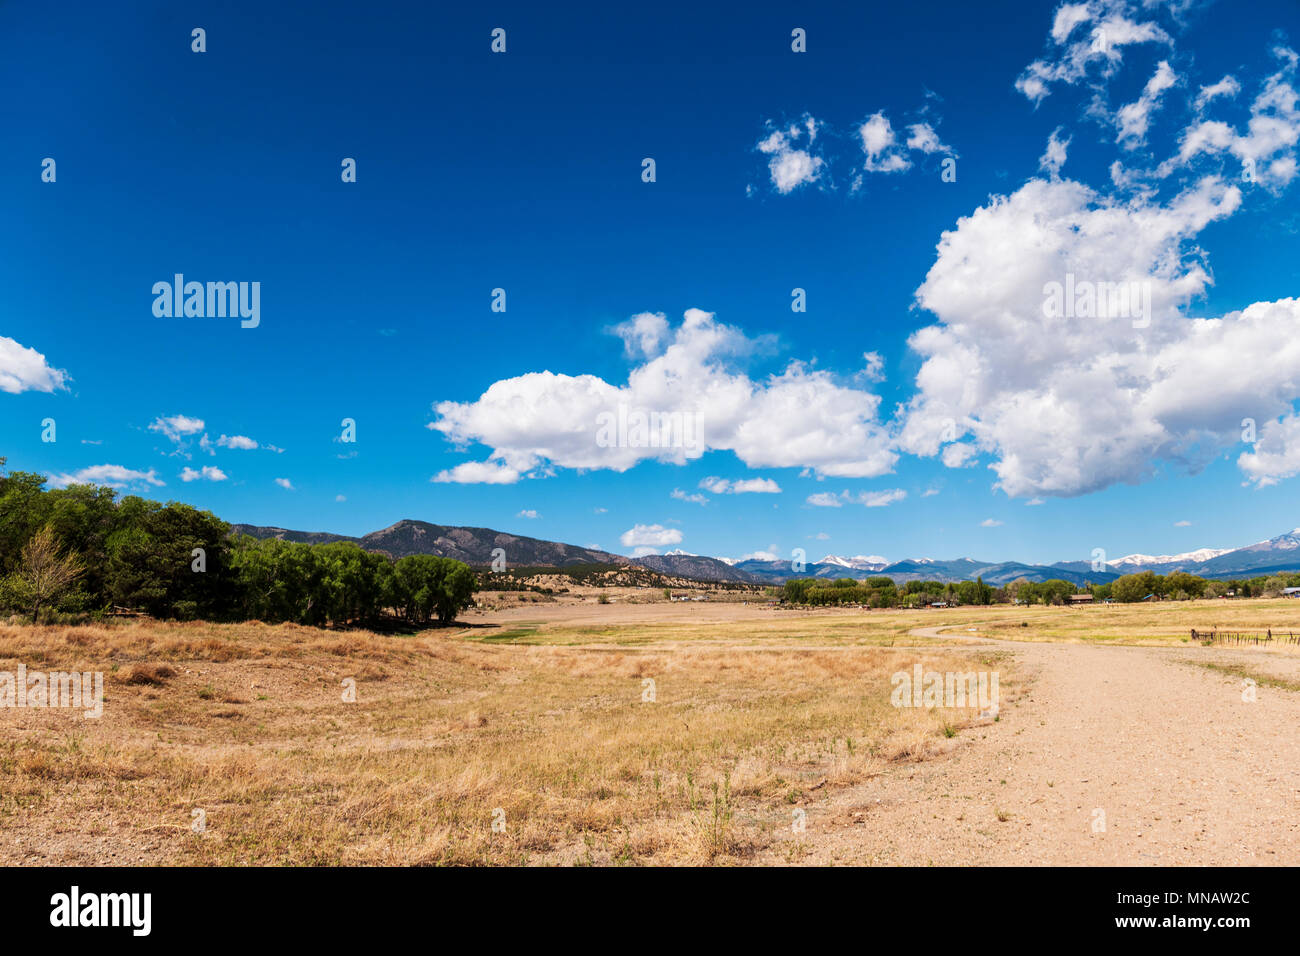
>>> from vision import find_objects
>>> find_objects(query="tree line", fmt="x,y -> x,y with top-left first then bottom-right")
0,459 -> 476,626
780,569 -> 1300,607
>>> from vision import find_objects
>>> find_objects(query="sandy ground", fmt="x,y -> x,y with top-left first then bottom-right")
760,625 -> 1300,865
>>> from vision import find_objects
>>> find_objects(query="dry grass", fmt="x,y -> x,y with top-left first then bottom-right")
971,597 -> 1300,645
0,616 -> 1016,866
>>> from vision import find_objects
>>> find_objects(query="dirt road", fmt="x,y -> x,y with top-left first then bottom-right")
762,628 -> 1300,865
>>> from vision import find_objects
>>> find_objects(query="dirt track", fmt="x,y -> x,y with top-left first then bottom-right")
762,627 -> 1300,865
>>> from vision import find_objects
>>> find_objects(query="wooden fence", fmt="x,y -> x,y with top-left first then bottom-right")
1190,628 -> 1300,646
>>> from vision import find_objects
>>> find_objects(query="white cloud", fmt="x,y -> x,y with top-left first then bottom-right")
432,460 -> 524,485
671,488 -> 709,505
895,172 -> 1300,499
940,443 -> 977,468
216,434 -> 258,450
860,351 -> 886,383
757,116 -> 826,193
1174,519 -> 1191,526
1026,497 -> 1045,506
0,336 -> 66,393
335,494 -> 347,502
859,112 -> 910,173
180,465 -> 227,482
739,547 -> 780,562
614,312 -> 671,358
1163,50 -> 1300,190
516,509 -> 540,519
1050,3 -> 1092,45
905,122 -> 953,155
1040,128 -> 1071,178
149,414 -> 205,443
700,476 -> 782,494
620,524 -> 683,549
430,309 -> 896,483
858,489 -> 907,507
274,477 -> 294,490
1115,60 -> 1177,149
981,518 -> 1004,527
47,464 -> 163,490
1239,414 -> 1300,486
806,488 -> 905,508
1194,75 -> 1241,111
1015,0 -> 1172,105
806,492 -> 843,508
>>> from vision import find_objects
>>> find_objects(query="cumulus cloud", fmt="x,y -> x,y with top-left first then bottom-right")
180,465 -> 227,482
757,116 -> 826,193
896,163 -> 1300,498
0,336 -> 67,393
1239,414 -> 1300,486
516,509 -> 540,519
429,309 -> 896,483
47,464 -> 163,490
620,524 -> 683,550
274,477 -> 294,490
981,518 -> 1004,527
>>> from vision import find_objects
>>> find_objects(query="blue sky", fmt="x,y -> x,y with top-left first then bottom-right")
4,0 -> 1300,566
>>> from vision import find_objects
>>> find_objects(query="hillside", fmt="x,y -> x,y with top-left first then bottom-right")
232,519 -> 628,568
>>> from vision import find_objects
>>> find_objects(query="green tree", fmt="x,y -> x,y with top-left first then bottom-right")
2,526 -> 84,622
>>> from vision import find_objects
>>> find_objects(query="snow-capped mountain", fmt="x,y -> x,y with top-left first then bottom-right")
1109,548 -> 1231,567
818,554 -> 889,570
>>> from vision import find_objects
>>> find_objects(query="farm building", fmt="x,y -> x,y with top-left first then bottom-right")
1070,593 -> 1094,604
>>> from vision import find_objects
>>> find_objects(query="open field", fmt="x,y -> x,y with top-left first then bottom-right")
0,608 -> 1010,865
4,597 -> 1300,865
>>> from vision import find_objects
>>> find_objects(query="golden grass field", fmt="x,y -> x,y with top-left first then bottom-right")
1,596 -> 1296,865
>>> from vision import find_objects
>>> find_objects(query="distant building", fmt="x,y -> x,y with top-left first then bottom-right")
1283,587 -> 1300,598
1070,593 -> 1094,604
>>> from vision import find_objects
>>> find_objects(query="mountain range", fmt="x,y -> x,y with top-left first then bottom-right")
230,521 -> 1300,586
